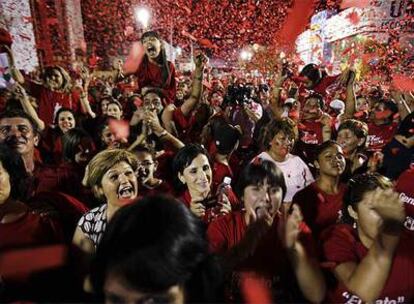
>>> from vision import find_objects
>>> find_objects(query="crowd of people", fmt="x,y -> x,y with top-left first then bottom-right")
0,27 -> 414,303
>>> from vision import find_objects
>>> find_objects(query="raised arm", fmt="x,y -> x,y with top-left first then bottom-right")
78,66 -> 96,118
4,46 -> 25,84
332,189 -> 405,302
343,69 -> 356,119
390,90 -> 411,120
280,204 -> 326,303
270,61 -> 288,120
145,110 -> 184,150
180,53 -> 208,116
14,83 -> 45,131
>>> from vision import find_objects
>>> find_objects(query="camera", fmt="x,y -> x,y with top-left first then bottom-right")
224,83 -> 254,106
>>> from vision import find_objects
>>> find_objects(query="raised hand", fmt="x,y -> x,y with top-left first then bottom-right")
278,204 -> 303,250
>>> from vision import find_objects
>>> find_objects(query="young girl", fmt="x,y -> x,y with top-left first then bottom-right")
322,173 -> 414,302
292,140 -> 346,239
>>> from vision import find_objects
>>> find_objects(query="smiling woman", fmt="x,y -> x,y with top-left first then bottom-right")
72,149 -> 139,253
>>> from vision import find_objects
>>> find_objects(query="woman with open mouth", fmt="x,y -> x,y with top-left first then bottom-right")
207,159 -> 325,303
73,149 -> 139,253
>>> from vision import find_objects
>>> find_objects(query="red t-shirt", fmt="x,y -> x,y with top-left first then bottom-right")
395,167 -> 414,233
313,75 -> 340,97
367,122 -> 398,152
0,211 -> 63,251
135,60 -> 176,104
292,182 -> 346,239
172,106 -> 198,141
28,82 -> 81,126
322,224 -> 414,303
299,120 -> 324,145
207,211 -> 315,302
212,161 -> 233,193
40,127 -> 63,164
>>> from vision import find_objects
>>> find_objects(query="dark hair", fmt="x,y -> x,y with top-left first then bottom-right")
305,92 -> 324,109
107,100 -> 123,111
91,195 -> 223,302
131,144 -> 155,158
396,112 -> 414,137
54,107 -> 76,127
172,144 -> 211,190
315,140 -> 341,160
140,31 -> 171,88
0,109 -> 41,135
341,173 -> 393,224
260,119 -> 296,150
0,144 -> 30,200
172,144 -> 211,176
62,128 -> 94,162
236,159 -> 286,201
337,119 -> 368,151
300,64 -> 323,87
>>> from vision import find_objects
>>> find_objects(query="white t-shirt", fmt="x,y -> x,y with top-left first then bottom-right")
254,152 -> 314,202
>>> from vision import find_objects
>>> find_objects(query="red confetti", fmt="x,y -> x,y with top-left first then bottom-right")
108,118 -> 130,141
340,0 -> 371,9
392,74 -> 414,92
123,42 -> 145,75
279,0 -> 317,49
346,11 -> 360,25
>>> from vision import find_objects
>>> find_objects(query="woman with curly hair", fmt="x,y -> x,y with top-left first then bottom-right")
254,119 -> 314,203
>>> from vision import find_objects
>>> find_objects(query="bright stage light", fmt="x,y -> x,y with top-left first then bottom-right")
240,50 -> 253,61
135,7 -> 151,29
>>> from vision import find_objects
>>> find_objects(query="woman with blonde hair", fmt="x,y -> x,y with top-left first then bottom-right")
72,149 -> 138,253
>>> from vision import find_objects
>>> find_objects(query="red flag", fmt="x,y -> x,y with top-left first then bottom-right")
340,0 -> 371,9
123,41 -> 145,75
279,0 -> 317,49
393,74 -> 414,92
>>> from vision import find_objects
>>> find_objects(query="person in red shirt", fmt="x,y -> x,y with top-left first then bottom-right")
161,53 -> 207,142
25,65 -> 94,126
40,108 -> 77,164
172,144 -> 238,224
211,122 -> 241,192
322,173 -> 413,303
130,145 -> 173,197
0,144 -> 63,251
336,119 -> 369,182
207,160 -> 325,302
299,63 -> 340,97
366,99 -> 400,152
395,166 -> 414,233
292,140 -> 346,239
0,144 -> 65,301
133,31 -> 176,104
